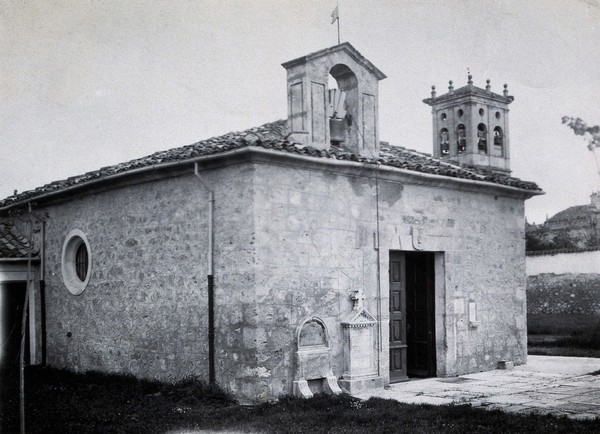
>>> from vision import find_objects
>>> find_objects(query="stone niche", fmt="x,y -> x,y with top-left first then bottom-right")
339,305 -> 384,394
293,316 -> 342,398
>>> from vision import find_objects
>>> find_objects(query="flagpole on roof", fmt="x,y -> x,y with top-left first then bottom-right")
331,2 -> 340,44
337,1 -> 340,44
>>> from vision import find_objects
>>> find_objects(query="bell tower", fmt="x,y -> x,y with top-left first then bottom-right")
423,75 -> 513,173
282,43 -> 386,158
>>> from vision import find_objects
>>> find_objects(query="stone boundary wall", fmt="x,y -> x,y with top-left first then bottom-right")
527,273 -> 600,315
526,250 -> 600,275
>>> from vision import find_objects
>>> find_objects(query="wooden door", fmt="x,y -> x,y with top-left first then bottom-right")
405,252 -> 436,377
389,252 -> 408,382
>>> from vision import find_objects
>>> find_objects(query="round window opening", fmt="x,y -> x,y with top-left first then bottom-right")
495,111 -> 501,120
457,109 -> 464,117
440,112 -> 447,121
61,229 -> 92,295
479,108 -> 485,116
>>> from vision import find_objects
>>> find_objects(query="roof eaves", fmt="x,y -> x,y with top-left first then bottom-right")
423,85 -> 514,106
0,119 -> 541,211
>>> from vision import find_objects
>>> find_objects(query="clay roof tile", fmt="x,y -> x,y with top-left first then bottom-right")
0,119 -> 540,209
0,220 -> 39,259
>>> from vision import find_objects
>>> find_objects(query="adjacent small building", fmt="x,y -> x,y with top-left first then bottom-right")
0,43 -> 542,402
526,191 -> 600,251
0,221 -> 40,369
546,192 -> 600,229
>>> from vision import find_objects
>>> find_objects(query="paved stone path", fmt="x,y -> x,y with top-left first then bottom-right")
354,356 -> 600,420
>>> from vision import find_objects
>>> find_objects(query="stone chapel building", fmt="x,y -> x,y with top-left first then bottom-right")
0,43 -> 542,402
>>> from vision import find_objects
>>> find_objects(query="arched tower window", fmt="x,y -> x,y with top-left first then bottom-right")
457,124 -> 466,154
328,64 -> 358,146
477,123 -> 487,153
493,127 -> 503,156
439,128 -> 450,155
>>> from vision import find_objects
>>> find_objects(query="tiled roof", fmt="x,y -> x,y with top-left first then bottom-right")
0,220 -> 38,259
0,119 -> 540,209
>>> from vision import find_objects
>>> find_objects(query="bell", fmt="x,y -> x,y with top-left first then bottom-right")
329,118 -> 346,144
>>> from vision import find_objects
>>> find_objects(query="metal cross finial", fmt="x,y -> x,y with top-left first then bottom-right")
350,289 -> 365,310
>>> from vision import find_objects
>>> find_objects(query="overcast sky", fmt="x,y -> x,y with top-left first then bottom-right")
1,0 -> 599,223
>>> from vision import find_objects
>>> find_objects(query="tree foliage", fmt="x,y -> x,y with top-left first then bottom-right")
526,223 -> 599,251
562,116 -> 600,151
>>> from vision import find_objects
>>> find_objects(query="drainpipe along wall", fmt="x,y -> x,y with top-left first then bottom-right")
194,163 -> 215,384
19,203 -> 35,434
373,163 -> 382,378
40,220 -> 46,366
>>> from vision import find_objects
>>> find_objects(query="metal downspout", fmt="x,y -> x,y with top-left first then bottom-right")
40,220 -> 47,366
374,163 -> 382,377
19,203 -> 34,434
194,163 -> 215,384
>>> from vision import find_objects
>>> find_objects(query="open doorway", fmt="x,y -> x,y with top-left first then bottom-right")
389,251 -> 436,382
0,281 -> 28,369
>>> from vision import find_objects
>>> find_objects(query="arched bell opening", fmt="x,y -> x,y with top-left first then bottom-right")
328,64 -> 358,146
457,124 -> 466,154
477,123 -> 488,153
439,128 -> 450,156
493,126 -> 504,157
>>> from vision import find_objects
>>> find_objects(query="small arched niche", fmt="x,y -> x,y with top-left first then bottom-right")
297,316 -> 328,348
293,316 -> 341,398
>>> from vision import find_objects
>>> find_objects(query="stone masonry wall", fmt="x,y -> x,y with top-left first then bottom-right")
377,177 -> 527,377
18,155 -> 528,402
527,274 -> 600,315
250,164 -> 378,400
238,160 -> 527,400
40,164 -> 255,382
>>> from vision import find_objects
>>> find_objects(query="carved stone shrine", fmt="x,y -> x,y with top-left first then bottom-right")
339,290 -> 384,393
293,316 -> 342,398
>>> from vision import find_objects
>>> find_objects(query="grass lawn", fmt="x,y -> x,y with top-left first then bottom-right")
1,366 -> 599,433
528,313 -> 600,357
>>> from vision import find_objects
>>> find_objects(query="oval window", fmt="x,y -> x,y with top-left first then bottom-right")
75,243 -> 89,281
61,229 -> 92,295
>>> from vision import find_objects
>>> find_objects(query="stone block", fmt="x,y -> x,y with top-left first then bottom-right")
497,360 -> 514,370
293,379 -> 313,398
339,376 -> 384,394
